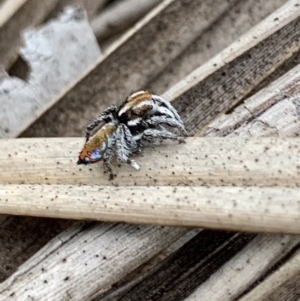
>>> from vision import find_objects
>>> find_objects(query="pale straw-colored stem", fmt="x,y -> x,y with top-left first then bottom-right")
1,137 -> 300,233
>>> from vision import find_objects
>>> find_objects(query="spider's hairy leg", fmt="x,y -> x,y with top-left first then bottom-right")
152,95 -> 185,125
148,115 -> 188,136
116,124 -> 141,170
127,158 -> 141,170
85,105 -> 118,142
104,160 -> 114,180
140,128 -> 186,144
103,135 -> 117,180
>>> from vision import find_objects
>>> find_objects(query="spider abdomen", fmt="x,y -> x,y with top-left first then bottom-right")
78,123 -> 117,164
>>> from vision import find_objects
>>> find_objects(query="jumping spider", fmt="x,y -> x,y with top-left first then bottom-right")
77,90 -> 187,179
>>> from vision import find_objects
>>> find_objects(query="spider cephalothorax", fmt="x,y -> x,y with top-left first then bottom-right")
118,90 -> 187,138
77,90 -> 187,179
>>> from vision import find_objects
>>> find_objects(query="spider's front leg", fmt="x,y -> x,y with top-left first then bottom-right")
103,137 -> 116,180
115,124 -> 141,171
85,105 -> 118,142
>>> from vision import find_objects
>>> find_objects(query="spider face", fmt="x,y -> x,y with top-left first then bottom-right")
77,90 -> 187,179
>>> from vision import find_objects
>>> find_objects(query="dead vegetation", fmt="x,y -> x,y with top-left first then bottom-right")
1,0 -> 300,300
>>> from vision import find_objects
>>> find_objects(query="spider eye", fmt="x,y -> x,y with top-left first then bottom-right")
84,157 -> 90,163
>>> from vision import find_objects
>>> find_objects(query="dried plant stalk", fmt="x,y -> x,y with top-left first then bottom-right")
0,0 -> 28,26
0,137 -> 300,187
238,249 -> 300,301
179,59 -> 300,301
91,0 -> 162,42
0,137 -> 300,233
1,184 -> 300,234
183,234 -> 300,301
0,222 -> 186,301
21,0 -> 238,137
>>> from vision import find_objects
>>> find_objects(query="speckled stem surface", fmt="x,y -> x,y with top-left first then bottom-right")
1,137 -> 300,186
0,137 -> 300,233
1,184 -> 300,233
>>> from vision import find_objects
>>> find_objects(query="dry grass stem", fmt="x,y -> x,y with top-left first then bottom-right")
0,137 -> 300,233
0,0 -> 28,26
91,0 -> 162,42
1,184 -> 300,234
1,137 -> 299,187
238,249 -> 300,301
